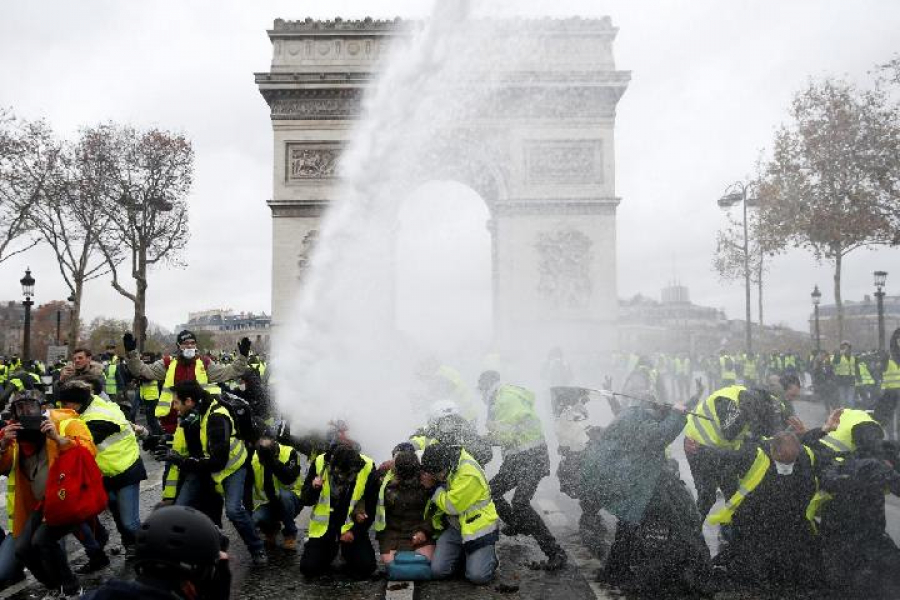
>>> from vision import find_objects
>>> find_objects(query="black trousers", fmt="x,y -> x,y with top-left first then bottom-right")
875,389 -> 899,440
685,445 -> 739,520
489,445 -> 562,559
15,510 -> 79,593
299,528 -> 376,579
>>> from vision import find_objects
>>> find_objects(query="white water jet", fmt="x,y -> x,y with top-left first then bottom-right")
273,1 -> 580,459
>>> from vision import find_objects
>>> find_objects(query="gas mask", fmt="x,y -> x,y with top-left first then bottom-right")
181,348 -> 197,360
12,396 -> 47,445
774,460 -> 795,476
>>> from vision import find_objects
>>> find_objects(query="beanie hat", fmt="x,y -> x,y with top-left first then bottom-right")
177,330 -> 197,345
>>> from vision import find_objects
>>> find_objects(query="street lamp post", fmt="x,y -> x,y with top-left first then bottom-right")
718,182 -> 758,354
875,271 -> 888,353
812,284 -> 822,353
20,268 -> 35,363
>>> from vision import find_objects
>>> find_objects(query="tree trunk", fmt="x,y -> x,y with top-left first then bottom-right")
834,252 -> 844,344
66,279 -> 83,350
134,252 -> 148,353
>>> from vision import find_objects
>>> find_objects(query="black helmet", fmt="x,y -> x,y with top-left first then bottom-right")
135,506 -> 221,580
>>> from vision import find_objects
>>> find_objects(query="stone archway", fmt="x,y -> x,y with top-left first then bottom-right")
256,17 -> 630,354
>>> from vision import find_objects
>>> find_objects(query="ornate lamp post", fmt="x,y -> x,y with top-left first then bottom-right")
811,284 -> 822,353
718,181 -> 758,354
20,268 -> 35,363
875,271 -> 888,353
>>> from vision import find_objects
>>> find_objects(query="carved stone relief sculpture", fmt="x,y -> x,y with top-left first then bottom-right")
534,228 -> 593,309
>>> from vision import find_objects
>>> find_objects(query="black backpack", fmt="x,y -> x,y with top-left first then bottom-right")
216,392 -> 261,444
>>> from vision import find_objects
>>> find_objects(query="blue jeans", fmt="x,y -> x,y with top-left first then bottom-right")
176,467 -> 262,554
837,383 -> 856,408
431,527 -> 497,585
108,483 -> 141,546
0,532 -> 22,582
253,490 -> 302,537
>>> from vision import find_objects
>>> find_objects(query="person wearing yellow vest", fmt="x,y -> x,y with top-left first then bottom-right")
707,431 -> 822,587
682,385 -> 780,519
297,443 -> 379,579
875,328 -> 900,440
134,352 -> 163,435
818,411 -> 900,591
719,351 -> 737,387
832,341 -> 858,407
155,379 -> 267,567
478,371 -> 566,571
251,435 -> 304,551
58,383 -> 146,561
123,330 -> 251,433
421,443 -> 499,585
0,389 -> 96,599
856,354 -> 878,408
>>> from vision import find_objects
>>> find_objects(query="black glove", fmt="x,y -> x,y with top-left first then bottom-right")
123,332 -> 137,352
238,337 -> 251,357
154,448 -> 183,465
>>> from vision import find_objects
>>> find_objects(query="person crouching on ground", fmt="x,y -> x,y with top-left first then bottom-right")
375,444 -> 435,565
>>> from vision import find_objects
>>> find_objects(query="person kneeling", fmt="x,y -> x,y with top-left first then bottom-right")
376,445 -> 435,579
298,443 -> 379,579
251,434 -> 304,551
420,443 -> 498,585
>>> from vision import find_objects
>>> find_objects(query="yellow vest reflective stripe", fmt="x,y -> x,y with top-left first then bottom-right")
819,409 -> 879,454
140,381 -> 160,401
251,444 -> 302,510
720,357 -> 736,381
6,444 -> 17,531
374,470 -> 394,532
429,449 -> 499,544
785,355 -> 797,368
104,364 -> 118,395
162,427 -> 188,500
683,385 -> 748,450
199,401 -> 247,491
708,446 -> 817,525
882,360 -> 900,390
857,363 -> 875,386
157,359 -> 210,417
81,395 -> 139,477
834,355 -> 856,377
308,453 -> 375,538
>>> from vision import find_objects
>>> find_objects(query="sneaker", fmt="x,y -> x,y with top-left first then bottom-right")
251,549 -> 268,566
282,535 -> 298,551
60,587 -> 84,600
76,553 -> 110,574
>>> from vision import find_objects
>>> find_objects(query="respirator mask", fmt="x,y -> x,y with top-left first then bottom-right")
181,348 -> 197,360
774,460 -> 795,476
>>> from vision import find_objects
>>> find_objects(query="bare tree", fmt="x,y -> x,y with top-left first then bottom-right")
757,78 -> 900,341
0,109 -> 53,264
29,127 -> 121,346
94,124 -> 193,351
712,210 -> 782,328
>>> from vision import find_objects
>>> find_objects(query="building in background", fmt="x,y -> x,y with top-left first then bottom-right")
0,301 -> 25,357
178,309 -> 272,354
812,294 -> 900,351
618,283 -> 808,356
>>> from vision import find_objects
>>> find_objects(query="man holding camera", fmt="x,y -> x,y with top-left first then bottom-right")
0,389 -> 96,599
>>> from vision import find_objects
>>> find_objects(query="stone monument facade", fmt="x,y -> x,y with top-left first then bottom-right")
256,17 -> 629,353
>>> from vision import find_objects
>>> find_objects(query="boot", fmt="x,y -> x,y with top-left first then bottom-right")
282,535 -> 298,551
264,532 -> 278,548
76,552 -> 110,574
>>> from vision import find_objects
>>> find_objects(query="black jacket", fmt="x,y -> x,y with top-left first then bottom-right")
180,401 -> 234,474
300,459 -> 379,537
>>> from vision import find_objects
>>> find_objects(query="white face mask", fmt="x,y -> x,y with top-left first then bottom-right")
181,348 -> 197,360
774,460 -> 795,476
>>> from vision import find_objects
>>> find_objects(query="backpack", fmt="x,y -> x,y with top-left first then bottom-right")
216,392 -> 260,443
43,441 -> 108,527
386,551 -> 432,581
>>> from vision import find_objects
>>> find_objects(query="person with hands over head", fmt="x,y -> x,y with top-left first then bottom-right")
0,389 -> 96,599
123,329 -> 251,435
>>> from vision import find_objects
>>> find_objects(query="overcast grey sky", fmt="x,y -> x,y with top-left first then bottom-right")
1,0 -> 898,335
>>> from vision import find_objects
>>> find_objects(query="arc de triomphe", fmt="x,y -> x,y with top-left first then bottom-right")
256,17 -> 629,353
